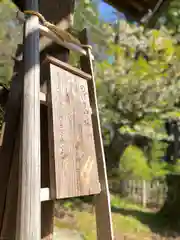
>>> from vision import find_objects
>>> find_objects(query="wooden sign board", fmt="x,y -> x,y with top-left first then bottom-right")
47,58 -> 101,199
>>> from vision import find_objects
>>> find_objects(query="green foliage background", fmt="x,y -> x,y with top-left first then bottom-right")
0,0 -> 22,131
1,0 -> 180,180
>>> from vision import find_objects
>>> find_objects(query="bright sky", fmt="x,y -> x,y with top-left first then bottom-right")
98,0 -> 125,22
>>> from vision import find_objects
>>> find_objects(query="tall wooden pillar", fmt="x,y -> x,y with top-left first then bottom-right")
16,0 -> 41,239
0,0 -> 76,239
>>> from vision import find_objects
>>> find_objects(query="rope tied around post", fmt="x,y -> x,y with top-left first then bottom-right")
24,10 -> 92,50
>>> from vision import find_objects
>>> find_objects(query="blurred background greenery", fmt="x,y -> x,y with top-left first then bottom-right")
1,0 -> 180,239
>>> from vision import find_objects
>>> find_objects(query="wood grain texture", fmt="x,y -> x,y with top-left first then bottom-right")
0,127 -> 20,240
79,29 -> 114,240
40,35 -> 72,240
17,1 -> 41,239
40,105 -> 54,240
0,47 -> 23,236
46,56 -> 92,81
39,1 -> 75,238
38,0 -> 75,54
48,63 -> 100,199
1,0 -> 75,239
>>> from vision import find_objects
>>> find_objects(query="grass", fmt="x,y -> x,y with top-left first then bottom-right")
110,195 -> 152,238
54,195 -> 175,240
55,210 -> 96,240
110,195 -> 148,211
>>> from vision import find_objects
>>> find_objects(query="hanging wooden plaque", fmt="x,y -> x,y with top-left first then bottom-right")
47,57 -> 100,199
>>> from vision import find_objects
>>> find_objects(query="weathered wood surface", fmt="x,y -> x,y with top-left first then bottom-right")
39,0 -> 75,238
80,29 -> 114,240
47,61 -> 100,199
16,0 -> 41,239
0,128 -> 20,240
39,0 -> 75,53
40,105 -> 54,240
45,56 -> 92,81
1,105 -> 54,240
1,0 -> 75,239
0,47 -> 23,236
16,0 -> 76,60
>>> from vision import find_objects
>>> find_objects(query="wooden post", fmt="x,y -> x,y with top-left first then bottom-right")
0,46 -> 23,238
39,1 -> 76,239
16,0 -> 41,239
80,29 -> 114,240
142,180 -> 147,208
0,128 -> 21,239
